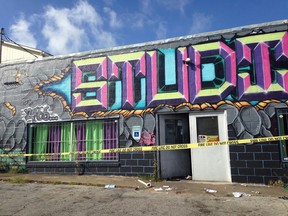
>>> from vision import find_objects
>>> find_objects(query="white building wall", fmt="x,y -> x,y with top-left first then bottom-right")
1,42 -> 50,64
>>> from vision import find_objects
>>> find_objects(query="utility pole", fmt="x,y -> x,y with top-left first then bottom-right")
0,28 -> 4,64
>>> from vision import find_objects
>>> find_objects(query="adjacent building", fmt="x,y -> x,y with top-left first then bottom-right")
0,40 -> 51,64
0,20 -> 287,184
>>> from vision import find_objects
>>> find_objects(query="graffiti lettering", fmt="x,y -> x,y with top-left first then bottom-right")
70,32 -> 288,113
21,105 -> 60,123
236,32 -> 288,100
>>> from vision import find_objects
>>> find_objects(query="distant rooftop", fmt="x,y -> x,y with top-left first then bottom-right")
0,40 -> 52,64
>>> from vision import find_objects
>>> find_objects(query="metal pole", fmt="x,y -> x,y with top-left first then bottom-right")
0,28 -> 4,64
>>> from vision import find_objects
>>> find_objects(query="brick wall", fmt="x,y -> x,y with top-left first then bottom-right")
27,152 -> 155,176
229,123 -> 287,184
27,135 -> 155,176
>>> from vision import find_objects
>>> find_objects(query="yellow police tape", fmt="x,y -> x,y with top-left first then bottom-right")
0,135 -> 288,158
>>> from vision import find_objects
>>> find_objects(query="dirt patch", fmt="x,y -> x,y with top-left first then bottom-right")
0,179 -> 288,216
0,173 -> 287,198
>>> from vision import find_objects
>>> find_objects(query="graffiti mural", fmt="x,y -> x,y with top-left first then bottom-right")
0,27 -> 288,160
69,31 -> 288,112
21,105 -> 60,123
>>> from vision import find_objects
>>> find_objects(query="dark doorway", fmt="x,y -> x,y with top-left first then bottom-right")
159,114 -> 191,179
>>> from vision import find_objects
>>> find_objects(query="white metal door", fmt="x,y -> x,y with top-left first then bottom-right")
189,112 -> 231,182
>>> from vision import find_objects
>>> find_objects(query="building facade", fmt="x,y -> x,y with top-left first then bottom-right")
0,20 -> 287,184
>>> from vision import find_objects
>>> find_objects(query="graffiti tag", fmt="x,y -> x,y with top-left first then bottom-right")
21,105 -> 59,123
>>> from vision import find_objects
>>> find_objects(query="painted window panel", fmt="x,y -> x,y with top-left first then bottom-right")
103,120 -> 118,160
47,124 -> 61,161
74,122 -> 86,160
60,122 -> 71,161
33,124 -> 49,161
29,120 -> 119,162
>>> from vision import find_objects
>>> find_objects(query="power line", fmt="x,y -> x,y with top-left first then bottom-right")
0,28 -> 39,62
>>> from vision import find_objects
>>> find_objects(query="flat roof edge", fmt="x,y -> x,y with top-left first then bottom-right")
1,19 -> 287,67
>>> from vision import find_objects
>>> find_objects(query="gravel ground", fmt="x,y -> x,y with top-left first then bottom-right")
0,174 -> 287,216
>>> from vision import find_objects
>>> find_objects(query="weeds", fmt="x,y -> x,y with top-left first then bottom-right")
268,179 -> 285,187
269,170 -> 288,188
4,177 -> 32,184
9,166 -> 28,174
0,155 -> 26,174
152,157 -> 160,182
138,174 -> 153,181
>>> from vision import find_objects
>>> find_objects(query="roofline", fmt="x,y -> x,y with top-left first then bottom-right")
2,40 -> 52,56
48,19 -> 288,59
1,19 -> 288,66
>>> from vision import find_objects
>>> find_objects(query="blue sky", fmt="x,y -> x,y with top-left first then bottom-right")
1,0 -> 287,55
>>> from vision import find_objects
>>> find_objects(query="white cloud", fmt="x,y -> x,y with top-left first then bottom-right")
90,29 -> 117,49
156,22 -> 167,39
41,0 -> 117,55
129,13 -> 146,29
9,17 -> 37,48
156,0 -> 189,14
137,0 -> 189,39
190,12 -> 212,34
104,7 -> 122,28
41,6 -> 86,55
140,0 -> 153,14
178,0 -> 190,14
72,0 -> 103,26
140,0 -> 189,15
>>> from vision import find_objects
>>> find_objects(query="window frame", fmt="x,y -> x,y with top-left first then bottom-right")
27,118 -> 120,163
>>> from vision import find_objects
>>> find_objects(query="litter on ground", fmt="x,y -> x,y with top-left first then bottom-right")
137,179 -> 152,188
204,188 -> 217,193
104,184 -> 116,189
154,187 -> 163,192
232,192 -> 251,198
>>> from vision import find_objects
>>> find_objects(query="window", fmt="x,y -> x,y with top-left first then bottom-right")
28,119 -> 119,162
277,109 -> 288,162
